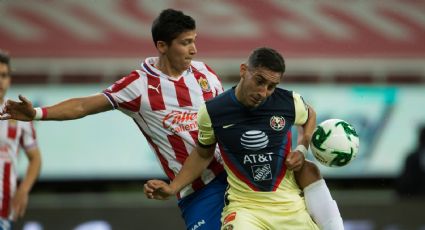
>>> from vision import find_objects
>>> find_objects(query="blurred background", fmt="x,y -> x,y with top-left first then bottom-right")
1,0 -> 425,229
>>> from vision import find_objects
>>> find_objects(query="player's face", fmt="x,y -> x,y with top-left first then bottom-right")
0,63 -> 11,100
165,30 -> 197,73
237,64 -> 281,108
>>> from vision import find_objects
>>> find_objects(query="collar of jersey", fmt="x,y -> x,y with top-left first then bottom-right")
141,57 -> 193,81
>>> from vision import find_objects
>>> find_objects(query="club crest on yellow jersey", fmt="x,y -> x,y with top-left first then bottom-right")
270,116 -> 285,131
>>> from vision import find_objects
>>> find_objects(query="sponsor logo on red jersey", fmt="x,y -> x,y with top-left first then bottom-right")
162,111 -> 198,134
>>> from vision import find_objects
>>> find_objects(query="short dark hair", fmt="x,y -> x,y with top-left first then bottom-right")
247,47 -> 285,74
151,9 -> 196,46
0,50 -> 10,68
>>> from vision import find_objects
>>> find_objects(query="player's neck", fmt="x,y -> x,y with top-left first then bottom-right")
234,84 -> 245,106
156,58 -> 184,79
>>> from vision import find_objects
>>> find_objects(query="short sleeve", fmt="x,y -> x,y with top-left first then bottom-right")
103,71 -> 142,112
293,92 -> 309,125
197,104 -> 217,146
20,121 -> 38,151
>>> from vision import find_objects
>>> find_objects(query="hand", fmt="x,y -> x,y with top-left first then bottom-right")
285,150 -> 305,171
11,188 -> 29,221
144,180 -> 175,200
0,95 -> 36,121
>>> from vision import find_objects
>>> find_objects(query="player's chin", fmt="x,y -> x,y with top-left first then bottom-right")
249,101 -> 262,109
185,59 -> 192,66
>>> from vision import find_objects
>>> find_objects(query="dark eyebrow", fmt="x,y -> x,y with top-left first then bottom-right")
253,73 -> 265,80
182,37 -> 195,43
255,73 -> 280,85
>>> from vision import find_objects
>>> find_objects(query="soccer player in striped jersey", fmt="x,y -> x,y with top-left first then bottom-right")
0,51 -> 42,230
145,47 -> 344,230
1,10 -> 342,230
0,9 -> 226,230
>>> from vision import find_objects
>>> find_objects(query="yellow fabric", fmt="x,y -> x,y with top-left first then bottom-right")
221,192 -> 319,229
293,92 -> 309,125
225,166 -> 303,205
222,168 -> 318,229
221,207 -> 319,230
197,104 -> 216,146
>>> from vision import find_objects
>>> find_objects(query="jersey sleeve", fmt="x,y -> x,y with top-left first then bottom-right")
197,104 -> 217,147
204,64 -> 224,96
20,121 -> 38,151
103,71 -> 143,113
293,92 -> 309,125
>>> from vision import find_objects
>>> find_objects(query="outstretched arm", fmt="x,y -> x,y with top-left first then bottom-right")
144,144 -> 216,200
1,94 -> 113,121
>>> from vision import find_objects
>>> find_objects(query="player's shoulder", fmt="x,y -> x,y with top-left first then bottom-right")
191,60 -> 218,76
116,70 -> 145,80
206,88 -> 233,106
274,87 -> 293,97
190,60 -> 208,70
190,60 -> 208,72
132,70 -> 147,78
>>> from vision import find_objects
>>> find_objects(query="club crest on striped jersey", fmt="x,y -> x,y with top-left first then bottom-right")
197,77 -> 211,92
270,116 -> 285,131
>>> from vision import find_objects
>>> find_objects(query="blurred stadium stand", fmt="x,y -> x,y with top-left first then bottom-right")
1,0 -> 425,229
2,0 -> 425,85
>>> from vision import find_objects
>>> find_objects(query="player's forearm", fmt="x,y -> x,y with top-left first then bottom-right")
169,146 -> 214,193
39,94 -> 112,120
19,149 -> 41,193
41,98 -> 87,120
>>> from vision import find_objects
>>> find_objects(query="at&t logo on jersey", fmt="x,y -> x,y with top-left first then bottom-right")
270,116 -> 285,131
240,130 -> 269,150
240,130 -> 273,165
240,130 -> 274,181
162,110 -> 198,134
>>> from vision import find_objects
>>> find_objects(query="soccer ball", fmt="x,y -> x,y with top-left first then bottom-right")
310,119 -> 359,167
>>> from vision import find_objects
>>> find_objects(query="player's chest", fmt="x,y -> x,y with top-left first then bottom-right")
0,120 -> 23,144
140,76 -> 215,112
214,112 -> 292,152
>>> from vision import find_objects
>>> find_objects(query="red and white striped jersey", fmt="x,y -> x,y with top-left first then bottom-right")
103,57 -> 225,198
0,108 -> 38,218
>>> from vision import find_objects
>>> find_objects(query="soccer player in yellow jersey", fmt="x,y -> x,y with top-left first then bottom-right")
145,47 -> 344,230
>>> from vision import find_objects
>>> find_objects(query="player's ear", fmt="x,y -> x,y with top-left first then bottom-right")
156,41 -> 168,54
240,63 -> 247,79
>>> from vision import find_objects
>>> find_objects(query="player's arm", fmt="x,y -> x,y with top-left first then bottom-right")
144,145 -> 216,200
171,145 -> 215,190
144,104 -> 216,200
12,146 -> 41,220
297,106 -> 316,149
286,93 -> 316,171
1,94 -> 113,121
